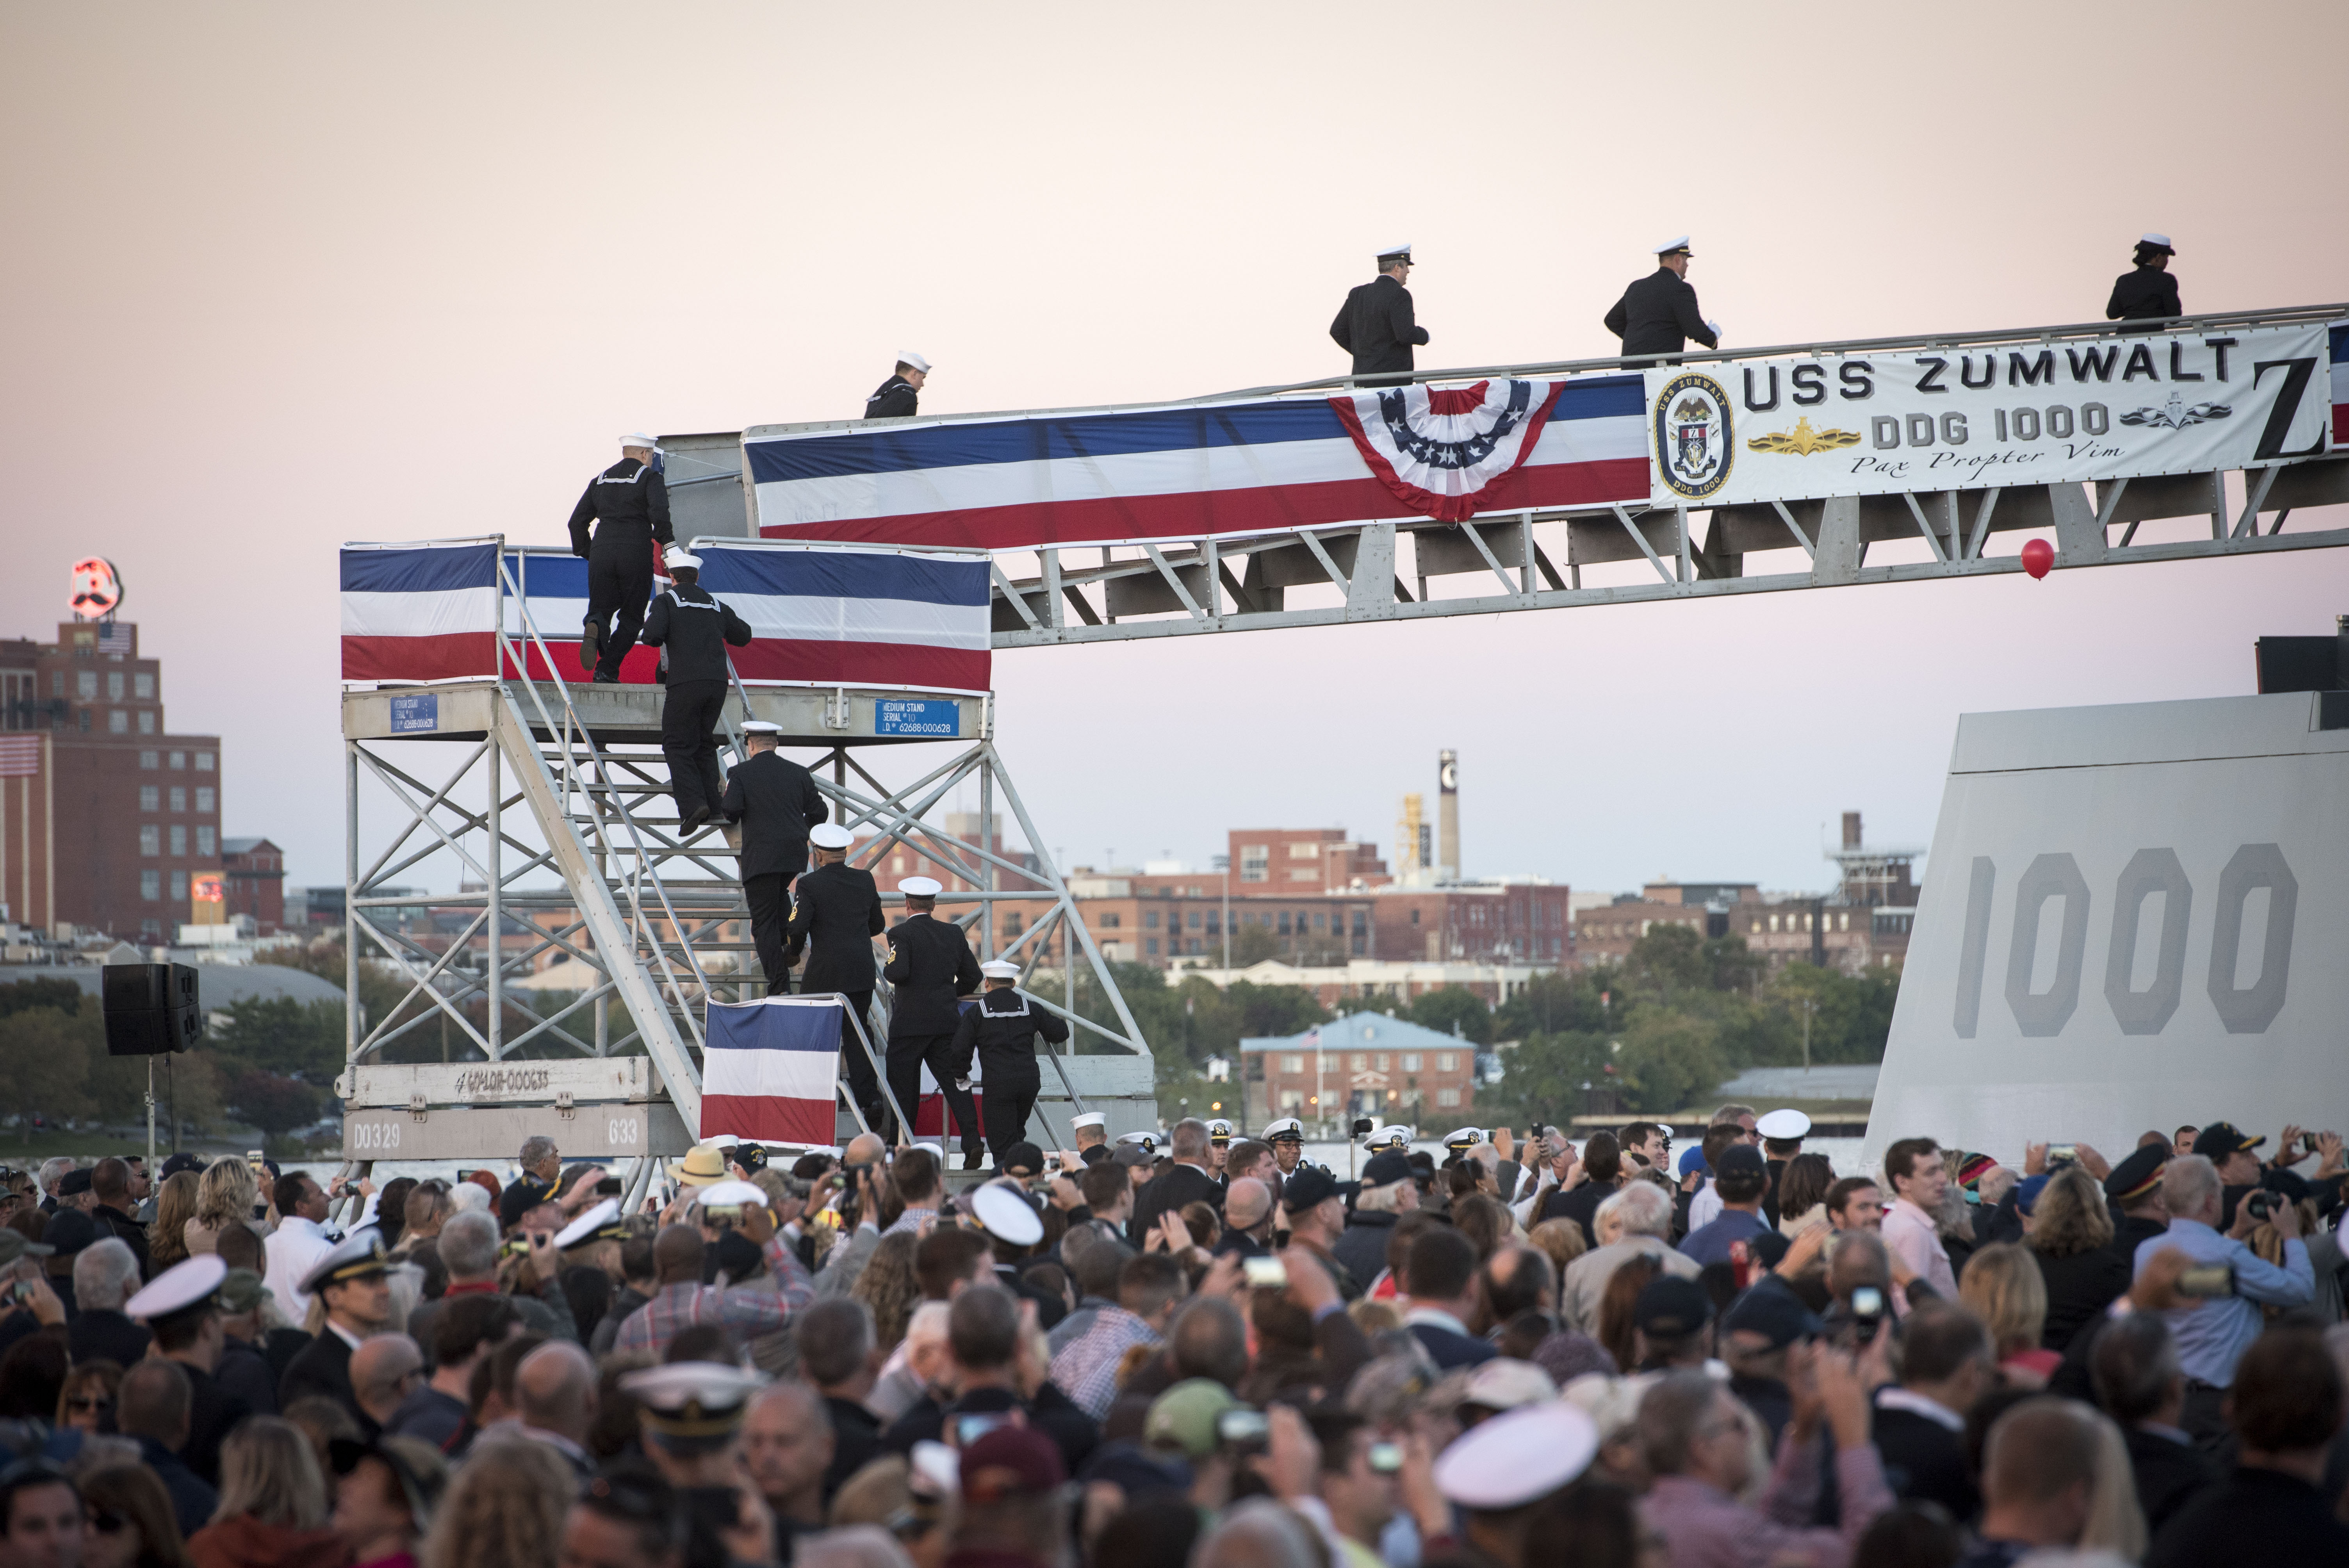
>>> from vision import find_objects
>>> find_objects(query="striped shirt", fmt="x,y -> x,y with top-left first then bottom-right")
883,1205 -> 938,1238
613,1233 -> 814,1354
1050,1305 -> 1161,1420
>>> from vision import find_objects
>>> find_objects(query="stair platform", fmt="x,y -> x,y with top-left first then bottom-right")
344,679 -> 986,748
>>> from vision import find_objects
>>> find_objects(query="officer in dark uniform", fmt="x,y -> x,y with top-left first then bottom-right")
1603,237 -> 1721,367
881,876 -> 983,1166
948,959 -> 1069,1168
1329,243 -> 1429,385
2106,233 -> 2180,331
720,720 -> 830,994
784,821 -> 888,1124
565,433 -> 675,683
637,548 -> 752,837
863,351 -> 930,419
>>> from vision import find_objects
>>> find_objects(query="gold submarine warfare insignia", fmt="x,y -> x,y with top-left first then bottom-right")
1747,417 -> 1862,456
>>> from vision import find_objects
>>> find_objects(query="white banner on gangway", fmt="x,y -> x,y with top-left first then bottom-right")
1645,323 -> 2333,508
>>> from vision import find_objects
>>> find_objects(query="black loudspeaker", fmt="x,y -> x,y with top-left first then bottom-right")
101,962 -> 203,1056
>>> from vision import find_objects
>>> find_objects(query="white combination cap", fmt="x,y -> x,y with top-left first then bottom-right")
620,432 -> 662,450
1206,1119 -> 1233,1140
971,1182 -> 1044,1246
1363,1124 -> 1413,1151
1443,1126 -> 1487,1151
1434,1399 -> 1599,1509
898,351 -> 932,374
125,1255 -> 226,1321
809,823 -> 854,850
1654,235 -> 1692,255
297,1232 -> 392,1298
663,547 -> 702,572
693,1179 -> 770,1210
980,959 -> 1021,980
1116,1130 -> 1160,1152
1262,1117 -> 1305,1140
1376,241 -> 1412,261
900,876 -> 943,897
1756,1108 -> 1812,1140
2139,232 -> 2174,251
741,720 -> 782,735
554,1198 -> 626,1249
619,1361 -> 766,1433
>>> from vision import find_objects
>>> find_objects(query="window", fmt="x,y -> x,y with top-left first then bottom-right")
140,825 -> 161,856
1288,842 -> 1317,859
195,753 -> 212,771
1410,909 -> 1420,926
1375,1053 -> 1388,1071
168,870 -> 187,900
1286,867 -> 1318,882
196,827 -> 215,856
140,750 -> 157,769
169,825 -> 187,856
1281,1055 -> 1303,1074
107,710 -> 127,733
1186,938 -> 1200,954
77,709 -> 88,731
1187,910 -> 1201,930
168,751 -> 185,770
139,786 -> 158,811
1003,912 -> 1022,935
1279,1090 -> 1303,1110
1276,912 -> 1291,935
1401,1053 -> 1421,1071
1313,912 -> 1326,931
137,711 -> 155,734
76,671 -> 97,699
891,855 -> 905,873
1436,1053 -> 1457,1072
51,672 -> 63,696
134,673 -> 154,698
1352,910 -> 1366,934
1100,912 -> 1121,928
107,672 -> 124,700
1768,914 -> 1779,932
1145,938 -> 1159,955
1436,1088 -> 1462,1108
1349,1053 -> 1366,1070
1838,912 -> 1850,931
1144,910 -> 1160,929
1240,845 -> 1268,882
195,787 -> 214,812
140,870 -> 160,901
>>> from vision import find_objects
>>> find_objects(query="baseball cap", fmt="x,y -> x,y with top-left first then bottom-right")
2195,1122 -> 2264,1159
1715,1144 -> 1766,1181
1677,1146 -> 1711,1178
959,1426 -> 1064,1504
1279,1165 -> 1338,1213
999,1142 -> 1044,1178
1144,1379 -> 1243,1461
1633,1275 -> 1714,1339
2014,1174 -> 2052,1217
1721,1277 -> 1821,1349
1360,1152 -> 1413,1188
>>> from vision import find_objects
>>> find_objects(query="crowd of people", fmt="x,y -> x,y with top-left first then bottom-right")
0,1107 -> 2344,1568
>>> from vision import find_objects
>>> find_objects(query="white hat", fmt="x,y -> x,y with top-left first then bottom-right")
1262,1117 -> 1305,1141
1363,1124 -> 1413,1152
297,1231 -> 393,1298
554,1198 -> 624,1250
125,1255 -> 226,1321
1070,1112 -> 1108,1131
970,1181 -> 1044,1247
1376,241 -> 1412,261
810,823 -> 854,850
1116,1130 -> 1160,1153
898,351 -> 932,374
2139,232 -> 2175,251
742,720 -> 782,735
1756,1108 -> 1812,1140
693,1179 -> 770,1210
1206,1119 -> 1234,1140
909,1142 -> 945,1160
900,876 -> 943,897
1443,1126 -> 1487,1151
620,432 -> 662,451
1461,1357 -> 1558,1413
980,959 -> 1021,980
619,1361 -> 766,1434
1654,235 -> 1692,255
1434,1399 -> 1599,1509
664,547 -> 702,572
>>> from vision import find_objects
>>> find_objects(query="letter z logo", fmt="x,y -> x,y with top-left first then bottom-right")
2251,358 -> 2325,460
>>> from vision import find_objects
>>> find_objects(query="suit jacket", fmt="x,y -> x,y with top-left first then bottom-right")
1603,267 -> 1717,358
880,913 -> 980,1036
720,750 -> 830,880
2124,1425 -> 2216,1534
1409,1320 -> 1498,1370
176,1361 -> 254,1487
91,1204 -> 150,1278
278,1326 -> 358,1421
67,1308 -> 151,1368
1871,1398 -> 1978,1523
785,860 -> 887,994
135,1436 -> 218,1539
822,1394 -> 884,1503
1127,1163 -> 1224,1249
1328,273 -> 1428,375
2107,267 -> 2181,323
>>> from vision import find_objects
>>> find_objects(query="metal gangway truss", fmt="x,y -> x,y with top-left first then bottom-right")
336,545 -> 1159,1189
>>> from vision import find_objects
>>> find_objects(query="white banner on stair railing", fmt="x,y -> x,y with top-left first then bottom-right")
1645,324 -> 2333,509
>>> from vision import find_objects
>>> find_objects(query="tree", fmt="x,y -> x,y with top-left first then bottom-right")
1407,985 -> 1492,1046
225,1069 -> 325,1137
1494,970 -> 1611,1039
1223,925 -> 1280,966
0,978 -> 85,1019
1491,1030 -> 1613,1134
208,998 -> 343,1083
0,1006 -> 93,1137
1614,1010 -> 1727,1114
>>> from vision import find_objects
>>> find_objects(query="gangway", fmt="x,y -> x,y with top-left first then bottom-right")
335,542 -> 1160,1192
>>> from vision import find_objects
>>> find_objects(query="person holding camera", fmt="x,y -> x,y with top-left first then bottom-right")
2131,1153 -> 2311,1445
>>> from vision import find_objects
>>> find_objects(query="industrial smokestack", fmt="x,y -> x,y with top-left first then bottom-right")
1438,750 -> 1459,882
1842,811 -> 1862,850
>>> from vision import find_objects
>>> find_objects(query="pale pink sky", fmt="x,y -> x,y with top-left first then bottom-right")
3,2 -> 2344,900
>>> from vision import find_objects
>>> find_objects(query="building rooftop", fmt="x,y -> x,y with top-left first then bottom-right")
1240,1009 -> 1473,1053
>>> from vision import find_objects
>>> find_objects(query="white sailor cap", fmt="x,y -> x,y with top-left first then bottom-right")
1654,235 -> 1692,255
1206,1119 -> 1234,1141
1376,241 -> 1412,262
1262,1117 -> 1306,1141
1443,1126 -> 1488,1151
1070,1112 -> 1108,1132
1756,1108 -> 1813,1141
693,1179 -> 770,1212
809,823 -> 854,850
555,1198 -> 626,1250
1363,1124 -> 1413,1152
1433,1399 -> 1599,1510
980,959 -> 1021,980
971,1181 -> 1044,1246
898,351 -> 932,374
620,432 -> 663,451
297,1231 -> 393,1298
741,720 -> 782,736
663,547 -> 702,572
900,876 -> 943,897
124,1255 -> 227,1322
619,1361 -> 766,1436
909,1142 -> 945,1161
2139,232 -> 2175,252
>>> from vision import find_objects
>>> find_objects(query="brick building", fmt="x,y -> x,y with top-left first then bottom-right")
221,837 -> 287,932
0,621 -> 223,939
1241,1011 -> 1480,1134
1228,830 -> 1388,894
1576,865 -> 1911,976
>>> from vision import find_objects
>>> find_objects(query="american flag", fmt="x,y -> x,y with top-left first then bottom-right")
0,736 -> 40,778
95,624 -> 134,657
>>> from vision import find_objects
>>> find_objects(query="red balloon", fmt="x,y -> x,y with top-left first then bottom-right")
2020,538 -> 2055,579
